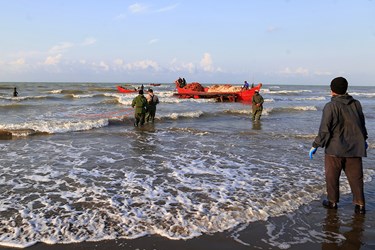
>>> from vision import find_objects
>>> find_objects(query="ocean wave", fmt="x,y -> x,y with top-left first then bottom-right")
0,95 -> 51,101
0,103 -> 30,109
60,89 -> 85,95
45,89 -> 63,94
88,87 -> 117,92
224,105 -> 317,116
269,90 -> 313,95
0,119 -> 109,135
1,137 -> 371,248
159,111 -> 205,120
224,109 -> 251,115
167,127 -> 211,136
295,96 -> 326,101
70,94 -> 97,98
350,92 -> 375,98
267,106 -> 317,115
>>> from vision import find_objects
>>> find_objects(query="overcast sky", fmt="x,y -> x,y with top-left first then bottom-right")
0,0 -> 374,85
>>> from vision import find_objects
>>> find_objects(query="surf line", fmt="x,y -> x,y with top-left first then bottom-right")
68,108 -> 134,119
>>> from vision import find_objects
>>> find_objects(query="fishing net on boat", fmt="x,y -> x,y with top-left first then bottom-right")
183,82 -> 205,91
208,84 -> 241,92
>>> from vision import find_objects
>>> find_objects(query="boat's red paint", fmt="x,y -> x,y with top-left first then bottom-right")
174,82 -> 262,102
117,86 -> 137,93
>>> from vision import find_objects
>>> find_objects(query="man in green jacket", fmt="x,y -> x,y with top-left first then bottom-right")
131,90 -> 147,127
252,90 -> 264,121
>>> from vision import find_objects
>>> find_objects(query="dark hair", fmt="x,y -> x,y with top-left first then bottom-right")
330,77 -> 348,95
139,90 -> 143,95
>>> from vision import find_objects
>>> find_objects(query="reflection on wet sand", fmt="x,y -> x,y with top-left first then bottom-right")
321,209 -> 365,250
252,121 -> 262,130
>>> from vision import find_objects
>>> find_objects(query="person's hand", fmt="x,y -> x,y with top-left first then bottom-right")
309,147 -> 317,159
365,141 -> 368,150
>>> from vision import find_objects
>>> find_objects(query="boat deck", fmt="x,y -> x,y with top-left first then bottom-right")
173,92 -> 238,102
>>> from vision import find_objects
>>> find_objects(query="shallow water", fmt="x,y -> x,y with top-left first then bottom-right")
0,82 -> 374,248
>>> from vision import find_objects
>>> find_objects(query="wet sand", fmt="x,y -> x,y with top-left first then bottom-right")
2,180 -> 374,250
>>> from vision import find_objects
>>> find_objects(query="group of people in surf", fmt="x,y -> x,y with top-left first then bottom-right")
176,77 -> 187,88
131,88 -> 160,127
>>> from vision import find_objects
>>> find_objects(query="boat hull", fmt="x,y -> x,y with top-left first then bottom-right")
117,86 -> 137,93
174,82 -> 262,102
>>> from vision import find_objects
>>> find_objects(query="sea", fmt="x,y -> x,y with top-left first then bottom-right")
0,82 -> 374,248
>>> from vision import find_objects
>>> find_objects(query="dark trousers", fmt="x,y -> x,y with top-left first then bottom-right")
146,106 -> 156,123
134,112 -> 145,126
252,109 -> 262,121
325,155 -> 365,206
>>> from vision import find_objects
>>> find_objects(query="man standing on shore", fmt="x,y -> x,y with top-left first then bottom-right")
309,77 -> 368,214
252,90 -> 264,121
131,90 -> 147,127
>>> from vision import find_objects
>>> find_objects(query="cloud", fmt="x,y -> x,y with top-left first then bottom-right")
114,58 -> 124,66
169,58 -> 195,73
81,37 -> 96,46
44,54 -> 62,65
170,53 -> 223,74
99,61 -> 109,71
10,58 -> 26,65
148,38 -> 159,44
314,71 -> 332,76
126,60 -> 160,71
181,62 -> 195,73
200,53 -> 215,72
279,67 -> 309,76
267,26 -> 280,33
128,3 -> 178,14
114,13 -> 127,20
129,3 -> 149,13
155,4 -> 178,12
49,42 -> 74,54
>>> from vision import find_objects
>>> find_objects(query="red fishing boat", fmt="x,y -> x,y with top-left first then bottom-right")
116,86 -> 137,93
174,81 -> 262,102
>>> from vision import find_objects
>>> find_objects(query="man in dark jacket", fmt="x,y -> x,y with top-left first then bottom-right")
252,90 -> 264,121
131,90 -> 147,127
309,77 -> 368,214
145,89 -> 159,123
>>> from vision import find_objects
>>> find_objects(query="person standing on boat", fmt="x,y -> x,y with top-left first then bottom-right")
146,88 -> 159,123
131,90 -> 147,127
309,77 -> 368,214
252,90 -> 264,121
242,81 -> 249,90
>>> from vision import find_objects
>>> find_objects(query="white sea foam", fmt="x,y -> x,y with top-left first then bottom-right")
0,95 -> 49,101
71,94 -> 96,98
46,89 -> 63,94
160,111 -> 204,120
291,106 -> 317,111
270,90 -> 312,94
0,119 -> 109,134
0,82 -> 374,249
296,96 -> 326,101
1,134 -> 370,248
350,91 -> 375,97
